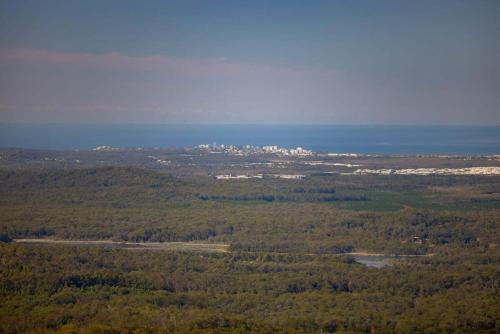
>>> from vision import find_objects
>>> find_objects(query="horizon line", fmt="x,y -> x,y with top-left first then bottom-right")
1,122 -> 500,127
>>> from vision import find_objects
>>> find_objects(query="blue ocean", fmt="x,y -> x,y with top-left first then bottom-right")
0,124 -> 499,154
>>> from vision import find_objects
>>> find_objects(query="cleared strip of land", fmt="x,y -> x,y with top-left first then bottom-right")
14,239 -> 229,253
13,239 -> 433,258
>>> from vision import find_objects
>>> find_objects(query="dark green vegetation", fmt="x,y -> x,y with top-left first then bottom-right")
1,244 -> 498,334
1,163 -> 499,333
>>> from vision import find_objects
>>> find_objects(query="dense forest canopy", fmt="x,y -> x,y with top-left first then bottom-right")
1,156 -> 499,333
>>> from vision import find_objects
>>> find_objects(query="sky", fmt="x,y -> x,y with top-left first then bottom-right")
0,0 -> 499,124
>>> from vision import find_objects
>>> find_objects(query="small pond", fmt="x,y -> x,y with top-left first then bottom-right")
353,255 -> 394,268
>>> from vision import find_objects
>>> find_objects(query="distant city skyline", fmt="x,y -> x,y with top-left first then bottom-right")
0,0 -> 499,124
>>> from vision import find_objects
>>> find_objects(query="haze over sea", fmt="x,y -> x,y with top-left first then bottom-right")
1,124 -> 499,155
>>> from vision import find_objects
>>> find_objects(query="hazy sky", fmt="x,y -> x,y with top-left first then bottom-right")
0,0 -> 499,124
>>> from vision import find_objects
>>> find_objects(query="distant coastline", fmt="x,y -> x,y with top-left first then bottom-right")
1,124 -> 499,154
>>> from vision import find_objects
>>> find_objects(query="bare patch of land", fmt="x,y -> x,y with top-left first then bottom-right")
14,238 -> 230,253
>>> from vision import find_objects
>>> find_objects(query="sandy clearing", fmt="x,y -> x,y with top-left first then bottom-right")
14,238 -> 230,253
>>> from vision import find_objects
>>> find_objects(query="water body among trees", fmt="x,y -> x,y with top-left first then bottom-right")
352,255 -> 393,268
